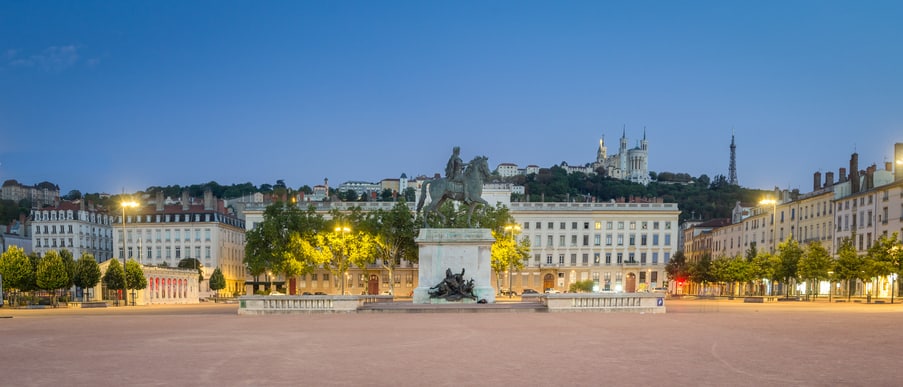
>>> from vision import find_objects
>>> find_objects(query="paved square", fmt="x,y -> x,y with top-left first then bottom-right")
1,300 -> 901,386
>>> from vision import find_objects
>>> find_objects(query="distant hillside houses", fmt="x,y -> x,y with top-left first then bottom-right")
494,128 -> 651,185
1,179 -> 61,208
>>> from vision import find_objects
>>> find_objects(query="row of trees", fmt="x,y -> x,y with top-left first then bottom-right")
666,233 -> 903,300
243,200 -> 531,295
0,246 -> 151,307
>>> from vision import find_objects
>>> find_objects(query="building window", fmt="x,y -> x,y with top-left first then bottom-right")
641,234 -> 647,246
594,253 -> 601,264
558,255 -> 564,265
582,253 -> 589,264
665,234 -> 671,246
560,222 -> 566,230
595,222 -> 602,230
617,234 -> 624,246
594,234 -> 601,246
629,234 -> 636,246
546,255 -> 552,265
205,246 -> 211,258
175,247 -> 181,259
653,234 -> 659,246
536,222 -> 541,230
652,252 -> 659,265
582,235 -> 589,246
616,253 -> 623,264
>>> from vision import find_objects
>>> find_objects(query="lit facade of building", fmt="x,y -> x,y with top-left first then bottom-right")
113,190 -> 246,297
30,201 -> 114,262
510,201 -> 679,293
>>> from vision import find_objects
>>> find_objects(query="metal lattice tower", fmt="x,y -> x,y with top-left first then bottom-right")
728,131 -> 738,185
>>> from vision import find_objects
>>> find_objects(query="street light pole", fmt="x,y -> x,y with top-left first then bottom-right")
504,224 -> 521,298
120,200 -> 138,306
335,226 -> 351,295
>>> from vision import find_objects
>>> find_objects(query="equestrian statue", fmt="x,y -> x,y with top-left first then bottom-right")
416,147 -> 491,228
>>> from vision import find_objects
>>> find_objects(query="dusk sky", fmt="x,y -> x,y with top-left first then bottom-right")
2,1 -> 901,195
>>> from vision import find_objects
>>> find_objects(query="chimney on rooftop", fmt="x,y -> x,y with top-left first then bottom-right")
849,153 -> 860,193
156,190 -> 164,212
825,171 -> 834,188
182,190 -> 190,211
813,172 -> 822,191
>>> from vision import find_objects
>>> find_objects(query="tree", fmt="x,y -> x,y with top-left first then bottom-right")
73,253 -> 102,302
125,259 -> 148,305
750,252 -> 780,296
776,237 -> 803,296
103,259 -> 126,305
834,238 -> 862,301
689,254 -> 715,294
361,201 -> 418,296
298,227 -> 375,295
244,202 -> 324,289
63,189 -> 82,200
209,267 -> 226,297
797,242 -> 833,298
178,258 -> 204,282
665,251 -> 690,290
36,251 -> 69,307
59,249 -> 77,296
866,233 -> 901,299
0,246 -> 34,306
568,279 -> 595,293
491,230 -> 521,293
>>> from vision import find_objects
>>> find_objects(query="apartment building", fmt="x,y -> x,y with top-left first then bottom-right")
114,189 -> 245,296
30,200 -> 114,262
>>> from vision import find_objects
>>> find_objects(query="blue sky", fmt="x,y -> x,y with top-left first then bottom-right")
1,1 -> 901,195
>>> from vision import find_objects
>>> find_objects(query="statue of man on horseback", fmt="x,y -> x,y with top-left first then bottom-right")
416,147 -> 491,228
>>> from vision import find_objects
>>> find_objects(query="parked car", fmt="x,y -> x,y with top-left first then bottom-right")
521,288 -> 539,295
544,288 -> 561,294
500,288 -> 517,297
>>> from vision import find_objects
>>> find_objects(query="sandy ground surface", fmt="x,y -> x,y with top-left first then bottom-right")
1,299 -> 901,387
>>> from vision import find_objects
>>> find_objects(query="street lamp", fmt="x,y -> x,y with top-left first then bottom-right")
120,200 -> 138,306
759,199 -> 777,253
504,224 -> 521,298
335,226 -> 351,295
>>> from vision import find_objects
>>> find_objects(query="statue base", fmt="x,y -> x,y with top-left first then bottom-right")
413,228 -> 496,304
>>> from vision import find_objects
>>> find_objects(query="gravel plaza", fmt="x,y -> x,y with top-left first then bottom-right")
1,299 -> 901,387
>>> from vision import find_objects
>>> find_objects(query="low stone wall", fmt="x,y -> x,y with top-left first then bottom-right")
542,293 -> 666,313
238,295 -> 394,315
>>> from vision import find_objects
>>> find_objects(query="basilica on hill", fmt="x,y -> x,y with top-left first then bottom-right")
594,127 -> 650,185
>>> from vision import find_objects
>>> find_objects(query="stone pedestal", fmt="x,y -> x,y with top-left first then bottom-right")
413,228 -> 495,304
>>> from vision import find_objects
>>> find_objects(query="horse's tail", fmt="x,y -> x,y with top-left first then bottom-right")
416,181 -> 429,213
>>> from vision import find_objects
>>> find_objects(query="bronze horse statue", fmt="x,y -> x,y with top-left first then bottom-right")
416,155 -> 491,227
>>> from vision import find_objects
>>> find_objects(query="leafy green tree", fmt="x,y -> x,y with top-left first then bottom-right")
689,254 -> 715,294
866,233 -> 900,299
103,259 -> 126,305
0,246 -> 34,306
209,267 -> 226,296
360,201 -> 418,295
750,252 -> 780,296
568,279 -> 595,293
178,258 -> 204,282
491,230 -> 522,293
73,253 -> 102,302
664,251 -> 689,288
36,251 -> 69,307
834,238 -> 863,301
298,228 -> 375,295
59,249 -> 77,294
125,259 -> 148,305
798,242 -> 833,297
244,201 -> 324,289
776,237 -> 803,296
